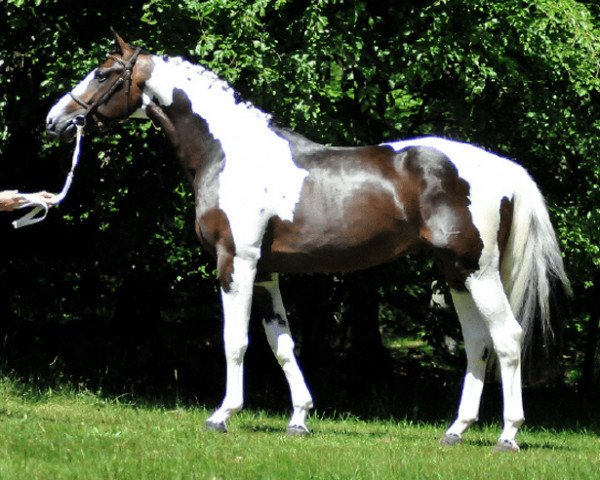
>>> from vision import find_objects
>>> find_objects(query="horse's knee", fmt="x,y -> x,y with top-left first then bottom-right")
224,339 -> 248,363
263,320 -> 295,365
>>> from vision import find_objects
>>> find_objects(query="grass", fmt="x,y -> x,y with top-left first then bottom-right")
0,379 -> 599,480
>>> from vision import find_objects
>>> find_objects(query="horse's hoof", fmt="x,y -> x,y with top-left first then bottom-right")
205,419 -> 227,433
440,433 -> 463,446
493,438 -> 520,453
286,424 -> 310,436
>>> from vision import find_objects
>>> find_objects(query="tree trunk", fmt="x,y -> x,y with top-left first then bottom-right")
581,271 -> 600,396
340,269 -> 392,384
289,274 -> 338,371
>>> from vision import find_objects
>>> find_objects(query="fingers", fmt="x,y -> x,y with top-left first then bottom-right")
29,191 -> 58,206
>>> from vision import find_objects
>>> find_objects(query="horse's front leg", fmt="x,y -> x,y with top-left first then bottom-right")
206,254 -> 258,432
255,273 -> 313,435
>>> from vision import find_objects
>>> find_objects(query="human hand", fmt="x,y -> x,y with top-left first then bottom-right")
0,190 -> 27,212
30,191 -> 58,206
0,190 -> 58,212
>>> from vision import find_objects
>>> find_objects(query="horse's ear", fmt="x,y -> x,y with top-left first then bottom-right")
110,27 -> 130,54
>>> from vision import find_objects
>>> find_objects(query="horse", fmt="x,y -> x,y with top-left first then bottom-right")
46,31 -> 570,452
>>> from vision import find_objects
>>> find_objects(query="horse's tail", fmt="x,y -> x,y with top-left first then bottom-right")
500,169 -> 571,362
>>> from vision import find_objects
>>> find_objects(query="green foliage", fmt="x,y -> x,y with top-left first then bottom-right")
0,0 -> 598,392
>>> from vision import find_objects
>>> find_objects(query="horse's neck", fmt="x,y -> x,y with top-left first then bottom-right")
144,55 -> 276,172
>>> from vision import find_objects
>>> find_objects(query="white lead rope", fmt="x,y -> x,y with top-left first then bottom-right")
12,125 -> 84,229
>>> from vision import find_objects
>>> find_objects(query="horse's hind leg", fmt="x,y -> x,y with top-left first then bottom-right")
442,289 -> 493,446
255,274 -> 314,435
465,273 -> 524,451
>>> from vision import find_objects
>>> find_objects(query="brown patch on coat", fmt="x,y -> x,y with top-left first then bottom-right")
258,140 -> 483,289
258,145 -> 423,272
497,196 -> 514,265
196,208 -> 235,291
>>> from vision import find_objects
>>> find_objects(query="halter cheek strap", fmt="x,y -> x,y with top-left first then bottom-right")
69,47 -> 142,120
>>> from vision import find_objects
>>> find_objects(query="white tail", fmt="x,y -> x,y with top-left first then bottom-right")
500,169 -> 571,352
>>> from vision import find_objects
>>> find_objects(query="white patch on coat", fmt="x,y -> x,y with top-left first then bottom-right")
143,56 -> 309,258
47,70 -> 97,123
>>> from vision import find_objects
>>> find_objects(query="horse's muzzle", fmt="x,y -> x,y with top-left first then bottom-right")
46,115 -> 85,142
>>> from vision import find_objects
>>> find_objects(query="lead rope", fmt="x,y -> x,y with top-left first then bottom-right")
12,124 -> 84,229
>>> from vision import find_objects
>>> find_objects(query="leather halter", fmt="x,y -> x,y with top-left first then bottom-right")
69,46 -> 142,122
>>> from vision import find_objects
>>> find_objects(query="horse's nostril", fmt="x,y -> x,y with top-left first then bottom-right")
46,119 -> 57,134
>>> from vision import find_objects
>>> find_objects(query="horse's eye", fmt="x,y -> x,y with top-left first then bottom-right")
95,70 -> 108,83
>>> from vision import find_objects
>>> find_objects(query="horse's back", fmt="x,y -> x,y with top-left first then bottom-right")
386,137 -> 527,204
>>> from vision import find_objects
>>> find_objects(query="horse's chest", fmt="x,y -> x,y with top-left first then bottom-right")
193,162 -> 309,261
212,153 -> 308,254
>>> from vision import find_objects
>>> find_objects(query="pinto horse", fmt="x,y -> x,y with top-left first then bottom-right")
46,31 -> 570,451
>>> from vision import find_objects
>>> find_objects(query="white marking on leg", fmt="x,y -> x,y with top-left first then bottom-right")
465,274 -> 524,446
207,256 -> 257,426
257,275 -> 313,432
445,289 -> 492,439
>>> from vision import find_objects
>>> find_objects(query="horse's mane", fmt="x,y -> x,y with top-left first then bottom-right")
161,56 -> 247,100
155,54 -> 275,143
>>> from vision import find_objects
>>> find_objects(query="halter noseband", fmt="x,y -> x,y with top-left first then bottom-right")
69,46 -> 142,122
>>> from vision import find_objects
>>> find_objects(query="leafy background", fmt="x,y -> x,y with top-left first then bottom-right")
0,0 -> 598,416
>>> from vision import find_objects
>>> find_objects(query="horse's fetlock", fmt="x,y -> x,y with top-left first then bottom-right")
505,415 -> 525,428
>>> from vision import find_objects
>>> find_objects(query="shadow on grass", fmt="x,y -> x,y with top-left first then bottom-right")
238,424 -> 285,434
457,435 -> 575,452
517,441 -> 575,452
0,339 -> 599,440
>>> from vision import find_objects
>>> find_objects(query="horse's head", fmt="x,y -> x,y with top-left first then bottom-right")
46,30 -> 149,142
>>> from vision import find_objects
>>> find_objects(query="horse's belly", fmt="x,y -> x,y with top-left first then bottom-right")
258,204 -> 419,273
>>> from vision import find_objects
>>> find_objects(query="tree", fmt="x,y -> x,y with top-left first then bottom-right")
0,0 -> 598,399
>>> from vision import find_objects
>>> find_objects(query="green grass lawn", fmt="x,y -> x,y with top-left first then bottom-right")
0,379 -> 598,480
